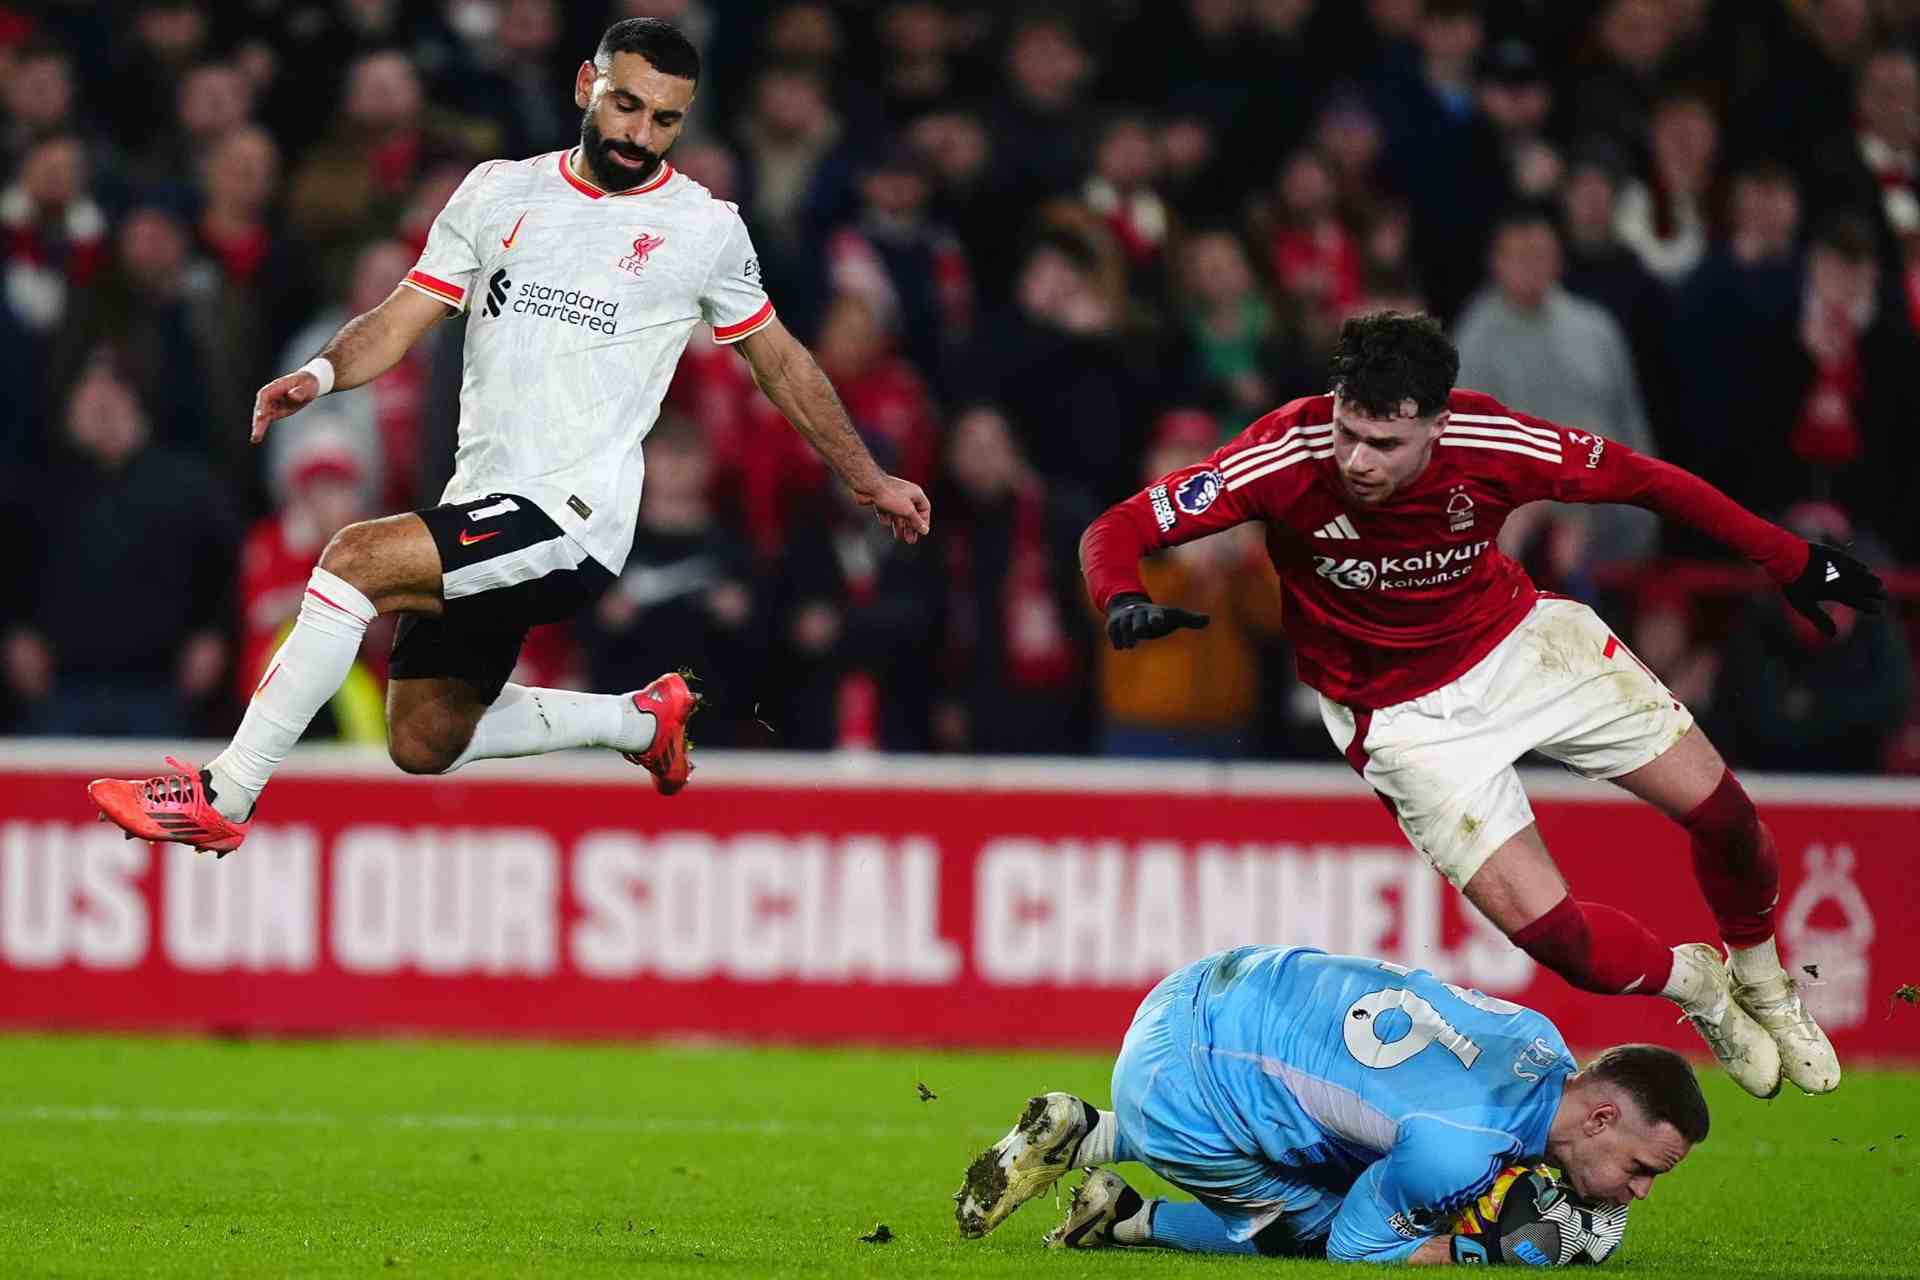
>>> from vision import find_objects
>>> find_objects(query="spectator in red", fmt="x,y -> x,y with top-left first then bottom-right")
1802,46 -> 1920,332
666,323 -> 807,564
2,131 -> 106,340
1083,114 -> 1172,292
196,124 -> 312,454
813,292 -> 938,487
1266,147 -> 1364,347
236,427 -> 388,743
685,293 -> 938,567
2,352 -> 236,737
1728,213 -> 1920,558
935,404 -> 1093,755
2,131 -> 105,458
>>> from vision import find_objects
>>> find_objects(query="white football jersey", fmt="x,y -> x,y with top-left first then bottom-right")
402,148 -> 774,573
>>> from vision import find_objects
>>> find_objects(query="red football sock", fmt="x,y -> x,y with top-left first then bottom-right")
1510,896 -> 1675,996
1681,769 -> 1780,948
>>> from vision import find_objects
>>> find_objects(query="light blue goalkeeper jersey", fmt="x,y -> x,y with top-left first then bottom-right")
1121,945 -> 1574,1261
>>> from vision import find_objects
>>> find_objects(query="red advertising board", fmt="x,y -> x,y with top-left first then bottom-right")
3,744 -> 1916,1059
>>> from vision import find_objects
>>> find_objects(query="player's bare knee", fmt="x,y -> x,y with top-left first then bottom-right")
317,521 -> 385,593
385,709 -> 464,774
387,730 -> 457,776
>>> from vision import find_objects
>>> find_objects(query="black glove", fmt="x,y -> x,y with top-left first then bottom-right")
1105,592 -> 1210,650
1782,542 -> 1889,638
1449,1170 -> 1627,1266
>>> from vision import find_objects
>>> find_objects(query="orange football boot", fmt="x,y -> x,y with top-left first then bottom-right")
87,756 -> 251,856
621,672 -> 700,795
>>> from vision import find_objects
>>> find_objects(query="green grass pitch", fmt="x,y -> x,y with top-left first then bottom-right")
0,1035 -> 1914,1277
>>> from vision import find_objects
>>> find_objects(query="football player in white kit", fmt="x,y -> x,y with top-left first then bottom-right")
89,18 -> 931,854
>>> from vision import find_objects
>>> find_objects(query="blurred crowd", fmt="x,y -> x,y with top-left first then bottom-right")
1,0 -> 1916,770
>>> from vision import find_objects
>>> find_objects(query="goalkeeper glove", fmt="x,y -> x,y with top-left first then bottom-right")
1105,593 -> 1210,650
1783,542 -> 1888,638
1448,1169 -> 1627,1266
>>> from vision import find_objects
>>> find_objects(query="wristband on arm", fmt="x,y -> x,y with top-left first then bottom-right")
297,357 -> 336,397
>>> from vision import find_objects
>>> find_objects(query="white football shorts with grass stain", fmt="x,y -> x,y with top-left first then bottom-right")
1319,597 -> 1694,890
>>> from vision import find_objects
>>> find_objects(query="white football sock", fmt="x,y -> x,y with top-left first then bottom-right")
206,568 -> 375,823
1077,1107 -> 1118,1167
1659,946 -> 1719,1009
1729,935 -> 1783,987
447,684 -> 655,771
1112,1198 -> 1155,1246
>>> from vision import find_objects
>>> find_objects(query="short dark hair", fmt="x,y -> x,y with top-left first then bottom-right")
1584,1044 -> 1710,1145
1327,311 -> 1459,418
596,18 -> 700,82
1492,199 -> 1560,238
1732,158 -> 1796,188
13,34 -> 71,67
1811,211 -> 1879,263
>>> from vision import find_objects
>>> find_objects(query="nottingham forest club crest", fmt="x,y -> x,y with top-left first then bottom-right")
1447,484 -> 1476,532
619,232 -> 667,276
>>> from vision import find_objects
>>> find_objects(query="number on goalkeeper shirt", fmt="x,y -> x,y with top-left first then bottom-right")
1343,988 -> 1483,1070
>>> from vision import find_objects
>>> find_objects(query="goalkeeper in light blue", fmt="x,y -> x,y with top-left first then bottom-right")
955,946 -> 1705,1265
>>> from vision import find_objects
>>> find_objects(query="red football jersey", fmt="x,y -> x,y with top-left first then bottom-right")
1081,389 -> 1808,710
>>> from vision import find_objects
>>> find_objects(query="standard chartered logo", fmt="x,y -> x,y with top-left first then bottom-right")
486,272 -> 622,334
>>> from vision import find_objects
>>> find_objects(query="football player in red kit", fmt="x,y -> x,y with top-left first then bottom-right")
1080,312 -> 1887,1100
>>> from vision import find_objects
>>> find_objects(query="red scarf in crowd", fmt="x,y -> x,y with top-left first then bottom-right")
1792,303 -> 1864,468
944,483 -> 1076,697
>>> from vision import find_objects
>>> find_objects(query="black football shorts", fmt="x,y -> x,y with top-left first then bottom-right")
390,492 -> 613,701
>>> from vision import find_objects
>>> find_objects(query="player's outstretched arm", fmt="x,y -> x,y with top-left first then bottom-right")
736,317 -> 931,544
250,285 -> 450,444
1521,422 -> 1888,634
1079,445 -> 1271,649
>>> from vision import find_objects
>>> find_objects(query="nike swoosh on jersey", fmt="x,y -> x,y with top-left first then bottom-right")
501,211 -> 528,249
458,528 -> 503,546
